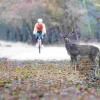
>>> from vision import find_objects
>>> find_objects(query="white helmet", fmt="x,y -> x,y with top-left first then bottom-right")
37,18 -> 43,23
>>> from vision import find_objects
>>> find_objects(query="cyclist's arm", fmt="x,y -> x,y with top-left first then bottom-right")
33,23 -> 38,35
42,23 -> 46,35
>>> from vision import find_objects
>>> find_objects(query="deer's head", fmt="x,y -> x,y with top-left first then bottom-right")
63,33 -> 71,44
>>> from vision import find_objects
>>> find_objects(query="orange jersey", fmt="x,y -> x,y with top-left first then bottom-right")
33,22 -> 46,34
36,23 -> 43,32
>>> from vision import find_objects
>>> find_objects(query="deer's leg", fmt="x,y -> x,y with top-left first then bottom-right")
88,55 -> 97,80
70,55 -> 78,71
70,56 -> 75,64
76,55 -> 81,69
89,55 -> 95,66
94,52 -> 100,67
70,57 -> 73,64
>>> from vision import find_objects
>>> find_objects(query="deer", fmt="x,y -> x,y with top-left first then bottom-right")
63,33 -> 100,69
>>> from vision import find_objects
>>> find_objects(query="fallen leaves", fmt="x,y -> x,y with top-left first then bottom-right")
0,60 -> 99,99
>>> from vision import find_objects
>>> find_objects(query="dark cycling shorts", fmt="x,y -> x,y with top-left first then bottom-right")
36,31 -> 43,40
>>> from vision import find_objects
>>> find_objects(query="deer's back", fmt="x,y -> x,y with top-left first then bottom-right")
77,45 -> 99,56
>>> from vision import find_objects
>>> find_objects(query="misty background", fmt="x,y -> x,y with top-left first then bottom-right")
0,0 -> 100,44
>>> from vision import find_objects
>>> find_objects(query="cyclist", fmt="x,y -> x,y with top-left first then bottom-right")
33,18 -> 46,47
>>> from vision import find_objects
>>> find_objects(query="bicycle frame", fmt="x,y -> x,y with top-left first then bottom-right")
37,36 -> 42,53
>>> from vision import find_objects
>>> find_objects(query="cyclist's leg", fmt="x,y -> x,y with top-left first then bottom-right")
36,33 -> 39,40
40,34 -> 43,40
40,34 -> 44,47
35,33 -> 40,47
39,33 -> 43,45
36,32 -> 42,46
36,32 -> 43,47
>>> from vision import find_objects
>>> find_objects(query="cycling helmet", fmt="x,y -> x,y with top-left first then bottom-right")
37,18 -> 43,23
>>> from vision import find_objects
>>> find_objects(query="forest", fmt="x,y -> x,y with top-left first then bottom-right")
0,0 -> 100,44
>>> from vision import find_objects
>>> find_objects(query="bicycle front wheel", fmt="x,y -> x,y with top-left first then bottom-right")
39,44 -> 41,53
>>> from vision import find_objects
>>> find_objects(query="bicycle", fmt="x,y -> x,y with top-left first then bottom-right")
35,33 -> 45,53
37,36 -> 42,53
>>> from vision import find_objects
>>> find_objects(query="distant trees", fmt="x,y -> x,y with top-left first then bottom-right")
47,25 -> 61,44
0,0 -> 100,43
60,0 -> 100,41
